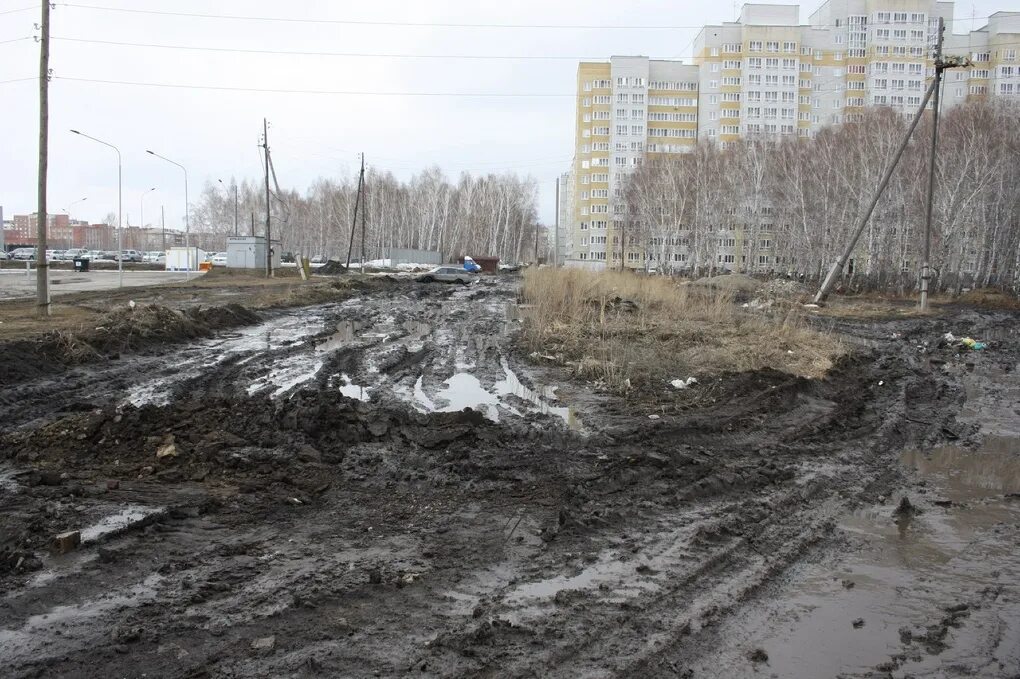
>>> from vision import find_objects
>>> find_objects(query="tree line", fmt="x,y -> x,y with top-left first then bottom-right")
189,167 -> 541,264
623,99 -> 1020,292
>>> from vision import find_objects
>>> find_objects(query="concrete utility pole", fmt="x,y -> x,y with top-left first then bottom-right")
346,153 -> 364,271
920,17 -> 945,311
161,205 -> 166,251
360,154 -> 366,275
36,0 -> 51,315
813,23 -> 968,305
262,118 -> 273,277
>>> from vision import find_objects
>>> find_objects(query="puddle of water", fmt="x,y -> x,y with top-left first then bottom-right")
412,359 -> 582,429
338,373 -> 371,401
435,373 -> 500,420
247,357 -> 323,397
413,376 -> 436,410
316,319 -> 361,353
493,357 -> 581,430
0,574 -> 163,660
0,466 -> 20,493
80,505 -> 165,543
692,396 -> 1020,677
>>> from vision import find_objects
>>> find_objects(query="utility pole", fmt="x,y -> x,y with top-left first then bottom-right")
36,0 -> 51,316
161,205 -> 165,251
360,154 -> 366,275
261,118 -> 273,277
813,25 -> 967,305
346,153 -> 364,271
554,179 -> 560,267
920,17 -> 945,311
534,223 -> 539,265
234,182 -> 239,237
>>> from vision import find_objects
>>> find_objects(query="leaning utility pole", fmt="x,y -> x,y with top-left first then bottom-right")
346,153 -> 364,271
360,156 -> 366,275
812,40 -> 969,305
36,0 -> 51,316
920,17 -> 945,311
261,118 -> 273,277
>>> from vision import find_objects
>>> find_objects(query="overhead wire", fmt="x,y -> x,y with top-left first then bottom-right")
0,5 -> 34,16
54,4 -> 992,30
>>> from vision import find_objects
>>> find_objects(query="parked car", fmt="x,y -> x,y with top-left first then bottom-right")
63,248 -> 91,260
415,266 -> 477,285
117,249 -> 143,262
280,251 -> 295,264
211,252 -> 228,266
10,248 -> 36,260
142,251 -> 164,263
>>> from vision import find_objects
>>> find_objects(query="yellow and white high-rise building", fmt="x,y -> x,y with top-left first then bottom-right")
570,58 -> 699,268
564,1 -> 1019,270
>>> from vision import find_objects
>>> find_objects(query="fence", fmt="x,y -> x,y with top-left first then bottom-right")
386,248 -> 442,266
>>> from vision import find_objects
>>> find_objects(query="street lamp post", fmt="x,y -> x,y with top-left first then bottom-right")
140,187 -> 155,251
70,129 -> 123,287
146,151 -> 189,278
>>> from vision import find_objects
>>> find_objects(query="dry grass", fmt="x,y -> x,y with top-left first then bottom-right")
521,268 -> 845,392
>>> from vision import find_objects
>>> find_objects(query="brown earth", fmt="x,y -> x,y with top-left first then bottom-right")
0,276 -> 1017,678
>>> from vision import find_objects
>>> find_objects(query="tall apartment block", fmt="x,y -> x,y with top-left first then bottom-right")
565,1 -> 1019,269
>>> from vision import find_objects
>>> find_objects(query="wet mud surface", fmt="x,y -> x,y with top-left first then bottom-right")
0,277 -> 1018,678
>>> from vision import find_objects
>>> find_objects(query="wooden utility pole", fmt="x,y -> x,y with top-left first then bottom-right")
346,153 -> 364,271
920,17 -> 945,311
36,0 -> 51,316
261,118 -> 273,277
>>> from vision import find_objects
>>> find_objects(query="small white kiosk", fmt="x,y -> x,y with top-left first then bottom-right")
227,236 -> 281,270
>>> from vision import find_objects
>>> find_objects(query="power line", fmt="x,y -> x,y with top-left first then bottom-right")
49,36 -> 637,60
53,76 -> 576,97
0,76 -> 36,85
55,4 -> 718,29
53,4 -> 993,30
0,36 -> 31,46
0,6 -> 34,16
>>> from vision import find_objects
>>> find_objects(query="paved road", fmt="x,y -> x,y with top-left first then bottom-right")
0,268 -> 202,300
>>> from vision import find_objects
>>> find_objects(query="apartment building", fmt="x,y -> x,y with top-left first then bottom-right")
944,11 -> 1020,102
570,58 -> 699,267
563,1 -> 1019,270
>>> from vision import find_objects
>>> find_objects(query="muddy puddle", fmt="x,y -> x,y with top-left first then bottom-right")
416,357 -> 582,429
692,363 -> 1020,678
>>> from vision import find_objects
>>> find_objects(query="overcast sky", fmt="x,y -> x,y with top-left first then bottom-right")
0,0 -> 1000,231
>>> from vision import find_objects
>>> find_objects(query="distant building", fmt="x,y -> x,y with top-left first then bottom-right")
565,2 -> 1020,271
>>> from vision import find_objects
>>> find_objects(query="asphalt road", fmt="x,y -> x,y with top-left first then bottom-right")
0,268 -> 202,300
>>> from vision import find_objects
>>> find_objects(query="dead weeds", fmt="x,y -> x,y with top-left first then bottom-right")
521,268 -> 845,393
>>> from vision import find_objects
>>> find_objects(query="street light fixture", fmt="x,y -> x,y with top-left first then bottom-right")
70,129 -> 123,287
146,150 -> 189,277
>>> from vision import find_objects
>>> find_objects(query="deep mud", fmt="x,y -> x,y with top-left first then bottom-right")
0,277 -> 1018,678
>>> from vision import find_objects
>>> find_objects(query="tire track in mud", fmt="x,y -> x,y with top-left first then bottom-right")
1,282 -> 1017,678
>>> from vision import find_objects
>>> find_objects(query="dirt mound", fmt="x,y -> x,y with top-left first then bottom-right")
314,259 -> 348,276
2,390 -> 504,486
0,303 -> 260,383
691,273 -> 762,294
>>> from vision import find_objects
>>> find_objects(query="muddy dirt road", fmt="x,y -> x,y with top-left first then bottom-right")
1,277 -> 1018,678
